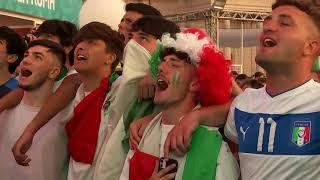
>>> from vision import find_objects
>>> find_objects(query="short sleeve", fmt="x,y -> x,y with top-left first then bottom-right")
224,98 -> 239,144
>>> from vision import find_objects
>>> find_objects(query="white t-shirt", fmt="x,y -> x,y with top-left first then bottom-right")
0,100 -> 70,180
225,79 -> 320,180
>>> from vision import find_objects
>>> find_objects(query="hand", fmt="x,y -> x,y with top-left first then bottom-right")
129,114 -> 155,150
164,111 -> 200,159
149,160 -> 176,180
137,71 -> 156,102
12,129 -> 34,166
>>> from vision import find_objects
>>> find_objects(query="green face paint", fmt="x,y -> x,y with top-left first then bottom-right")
172,72 -> 181,87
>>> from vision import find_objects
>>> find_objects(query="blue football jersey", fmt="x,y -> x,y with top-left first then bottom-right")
225,80 -> 320,180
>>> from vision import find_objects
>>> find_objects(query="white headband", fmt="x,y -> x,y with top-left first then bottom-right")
160,32 -> 210,66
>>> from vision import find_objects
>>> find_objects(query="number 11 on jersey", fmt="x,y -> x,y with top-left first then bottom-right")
257,117 -> 277,152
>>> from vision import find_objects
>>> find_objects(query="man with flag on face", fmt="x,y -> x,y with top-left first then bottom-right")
10,3 -> 162,164
119,28 -> 239,180
94,15 -> 180,180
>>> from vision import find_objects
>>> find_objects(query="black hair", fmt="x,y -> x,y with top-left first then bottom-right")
272,0 -> 320,31
131,15 -> 180,39
34,19 -> 78,47
160,47 -> 191,64
231,70 -> 239,76
28,39 -> 66,68
245,79 -> 264,89
254,71 -> 264,78
68,48 -> 75,66
125,3 -> 162,16
75,22 -> 124,71
0,26 -> 26,73
235,74 -> 248,81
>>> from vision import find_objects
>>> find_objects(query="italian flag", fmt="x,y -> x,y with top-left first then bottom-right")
129,127 -> 222,180
293,127 -> 310,146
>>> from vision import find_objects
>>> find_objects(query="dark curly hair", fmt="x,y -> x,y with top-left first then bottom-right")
125,3 -> 162,16
160,47 -> 191,64
75,22 -> 124,71
0,26 -> 26,73
34,19 -> 77,47
131,16 -> 180,40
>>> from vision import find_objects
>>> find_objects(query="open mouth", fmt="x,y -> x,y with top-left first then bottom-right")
77,55 -> 88,61
263,38 -> 277,47
157,78 -> 169,91
21,69 -> 32,77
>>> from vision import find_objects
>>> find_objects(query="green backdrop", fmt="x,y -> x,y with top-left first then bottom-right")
0,0 -> 82,25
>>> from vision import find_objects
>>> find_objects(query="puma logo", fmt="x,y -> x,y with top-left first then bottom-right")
240,126 -> 249,141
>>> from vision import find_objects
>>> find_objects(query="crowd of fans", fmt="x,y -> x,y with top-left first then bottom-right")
0,0 -> 320,180
233,71 -> 266,90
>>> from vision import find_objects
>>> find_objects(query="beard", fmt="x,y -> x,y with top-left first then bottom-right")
19,74 -> 48,91
255,54 -> 272,71
255,49 -> 297,74
256,40 -> 303,73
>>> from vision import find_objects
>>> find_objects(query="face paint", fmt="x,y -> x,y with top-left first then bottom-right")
172,72 -> 181,87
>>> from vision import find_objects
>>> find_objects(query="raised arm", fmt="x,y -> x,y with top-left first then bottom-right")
27,73 -> 81,134
163,101 -> 232,159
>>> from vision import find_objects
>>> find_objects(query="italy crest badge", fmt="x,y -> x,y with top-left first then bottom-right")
292,121 -> 311,147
